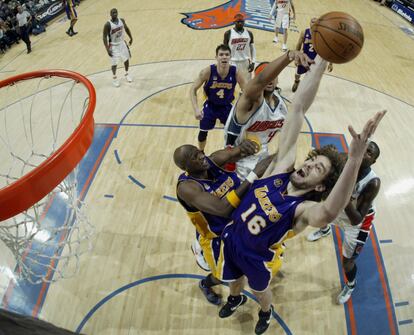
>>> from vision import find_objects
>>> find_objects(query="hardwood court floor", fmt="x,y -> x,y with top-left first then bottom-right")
0,0 -> 413,334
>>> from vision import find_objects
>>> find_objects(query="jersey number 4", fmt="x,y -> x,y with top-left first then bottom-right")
241,203 -> 267,235
216,89 -> 225,99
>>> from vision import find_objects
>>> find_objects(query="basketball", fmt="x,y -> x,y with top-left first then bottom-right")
311,12 -> 364,64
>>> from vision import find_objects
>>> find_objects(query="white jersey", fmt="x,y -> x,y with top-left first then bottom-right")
109,19 -> 124,45
224,91 -> 287,179
228,28 -> 252,62
270,0 -> 292,17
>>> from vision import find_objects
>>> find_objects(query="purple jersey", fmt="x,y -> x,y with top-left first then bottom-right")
226,172 -> 305,257
203,65 -> 237,106
177,157 -> 241,237
303,28 -> 317,60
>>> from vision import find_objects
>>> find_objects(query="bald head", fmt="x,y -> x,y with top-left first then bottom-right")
173,144 -> 197,170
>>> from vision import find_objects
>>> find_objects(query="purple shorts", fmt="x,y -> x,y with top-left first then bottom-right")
200,101 -> 232,131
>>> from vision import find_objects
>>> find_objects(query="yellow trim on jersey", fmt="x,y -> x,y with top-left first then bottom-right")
215,240 -> 225,280
270,229 -> 296,250
226,190 -> 241,208
264,244 -> 285,278
199,235 -> 219,278
186,211 -> 217,239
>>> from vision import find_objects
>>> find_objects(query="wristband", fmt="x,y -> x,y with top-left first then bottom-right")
226,190 -> 241,208
246,171 -> 258,184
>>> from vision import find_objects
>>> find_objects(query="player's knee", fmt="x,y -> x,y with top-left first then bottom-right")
198,130 -> 208,142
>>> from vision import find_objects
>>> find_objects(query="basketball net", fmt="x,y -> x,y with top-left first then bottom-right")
0,70 -> 95,284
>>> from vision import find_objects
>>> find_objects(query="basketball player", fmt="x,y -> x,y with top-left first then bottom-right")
270,0 -> 296,51
292,18 -> 333,92
216,56 -> 386,334
103,8 -> 133,87
307,141 -> 381,304
15,5 -> 31,53
63,0 -> 78,37
174,139 -> 271,305
190,44 -> 246,151
224,50 -> 309,180
223,13 -> 256,81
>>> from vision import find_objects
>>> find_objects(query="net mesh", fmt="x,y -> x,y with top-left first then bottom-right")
0,73 -> 94,284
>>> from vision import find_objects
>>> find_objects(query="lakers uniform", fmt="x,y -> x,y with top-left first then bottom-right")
297,28 -> 317,75
224,91 -> 287,179
108,19 -> 130,66
228,28 -> 252,76
333,168 -> 378,259
217,172 -> 305,291
270,0 -> 292,30
200,64 -> 237,132
177,157 -> 240,277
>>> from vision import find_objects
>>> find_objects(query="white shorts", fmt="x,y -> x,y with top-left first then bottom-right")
230,59 -> 251,80
235,150 -> 269,181
333,210 -> 375,259
110,41 -> 130,66
275,13 -> 289,30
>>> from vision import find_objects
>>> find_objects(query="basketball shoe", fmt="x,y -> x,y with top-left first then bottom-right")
255,305 -> 274,335
198,279 -> 221,305
337,281 -> 356,304
272,37 -> 279,44
191,239 -> 210,272
307,225 -> 331,242
125,73 -> 133,83
219,295 -> 248,318
113,77 -> 120,87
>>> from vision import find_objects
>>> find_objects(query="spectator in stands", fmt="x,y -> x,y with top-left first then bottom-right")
5,15 -> 20,44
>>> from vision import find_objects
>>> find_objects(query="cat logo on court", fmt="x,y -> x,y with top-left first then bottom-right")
274,178 -> 283,187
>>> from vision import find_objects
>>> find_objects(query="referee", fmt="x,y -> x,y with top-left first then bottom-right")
16,5 -> 32,53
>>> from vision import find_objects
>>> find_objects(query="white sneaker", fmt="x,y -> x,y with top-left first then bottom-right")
282,44 -> 288,51
113,78 -> 120,87
273,37 -> 279,44
307,226 -> 331,242
191,239 -> 210,272
125,74 -> 133,83
337,283 -> 355,304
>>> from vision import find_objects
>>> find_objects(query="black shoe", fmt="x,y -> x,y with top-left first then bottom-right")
27,49 -> 31,54
198,280 -> 221,305
66,30 -> 73,36
71,31 -> 78,35
255,305 -> 274,335
219,295 -> 247,318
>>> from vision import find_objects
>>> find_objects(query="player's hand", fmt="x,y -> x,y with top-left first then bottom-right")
348,110 -> 386,160
129,38 -> 133,46
288,50 -> 314,70
107,50 -> 113,57
194,109 -> 203,120
248,62 -> 255,72
238,139 -> 259,157
327,63 -> 333,72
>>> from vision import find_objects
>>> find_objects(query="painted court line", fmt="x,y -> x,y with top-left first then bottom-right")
128,175 -> 146,189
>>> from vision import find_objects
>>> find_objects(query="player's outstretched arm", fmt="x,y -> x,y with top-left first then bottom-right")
300,110 -> 386,228
262,56 -> 327,177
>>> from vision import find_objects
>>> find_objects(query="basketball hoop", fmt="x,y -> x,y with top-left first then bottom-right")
0,70 -> 96,283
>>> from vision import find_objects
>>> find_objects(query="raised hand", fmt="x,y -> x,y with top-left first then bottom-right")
288,50 -> 315,70
348,110 -> 386,159
194,108 -> 204,120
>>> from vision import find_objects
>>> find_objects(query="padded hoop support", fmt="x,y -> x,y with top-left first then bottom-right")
0,70 -> 96,221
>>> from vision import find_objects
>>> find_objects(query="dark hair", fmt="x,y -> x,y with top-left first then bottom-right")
306,145 -> 346,201
370,140 -> 380,160
215,44 -> 231,55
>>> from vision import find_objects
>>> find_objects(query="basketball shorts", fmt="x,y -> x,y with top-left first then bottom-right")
198,235 -> 221,278
65,5 -> 77,20
110,41 -> 131,66
235,149 -> 269,181
333,210 -> 375,259
275,13 -> 289,30
200,101 -> 232,131
217,225 -> 285,292
230,59 -> 251,78
296,65 -> 308,75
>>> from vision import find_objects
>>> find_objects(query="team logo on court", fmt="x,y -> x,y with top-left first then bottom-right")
274,178 -> 283,187
180,0 -> 274,32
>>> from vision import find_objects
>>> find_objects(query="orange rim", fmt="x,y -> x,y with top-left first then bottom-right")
0,70 -> 96,221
